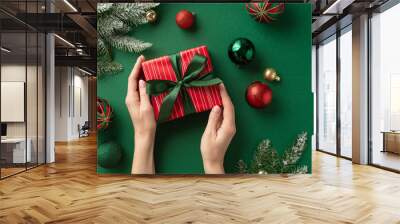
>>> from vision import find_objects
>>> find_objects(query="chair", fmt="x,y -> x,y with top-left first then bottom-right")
79,121 -> 90,138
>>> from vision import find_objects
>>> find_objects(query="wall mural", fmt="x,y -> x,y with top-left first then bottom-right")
97,2 -> 313,175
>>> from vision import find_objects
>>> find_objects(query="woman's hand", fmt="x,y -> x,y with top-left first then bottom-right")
200,84 -> 236,174
126,55 -> 156,174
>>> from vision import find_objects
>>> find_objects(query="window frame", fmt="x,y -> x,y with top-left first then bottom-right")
367,1 -> 400,173
315,24 -> 353,161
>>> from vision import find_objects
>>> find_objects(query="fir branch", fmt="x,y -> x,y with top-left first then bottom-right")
291,165 -> 308,174
97,38 -> 109,57
237,132 -> 308,174
98,61 -> 123,76
281,132 -> 307,172
114,3 -> 159,26
97,3 -> 158,75
113,24 -> 131,35
108,35 -> 152,53
97,3 -> 113,15
121,3 -> 160,11
249,139 -> 281,174
98,16 -> 124,38
237,160 -> 248,174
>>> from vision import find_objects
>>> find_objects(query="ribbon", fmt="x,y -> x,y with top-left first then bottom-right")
146,53 -> 222,123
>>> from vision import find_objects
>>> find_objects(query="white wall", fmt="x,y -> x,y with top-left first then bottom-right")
55,66 -> 69,141
1,65 -> 41,137
1,64 -> 46,164
54,66 -> 89,141
72,73 -> 89,138
1,65 -> 26,135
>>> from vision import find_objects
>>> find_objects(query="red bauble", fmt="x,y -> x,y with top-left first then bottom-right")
176,10 -> 195,29
246,81 -> 273,108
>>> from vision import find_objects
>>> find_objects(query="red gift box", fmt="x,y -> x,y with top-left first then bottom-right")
142,46 -> 222,122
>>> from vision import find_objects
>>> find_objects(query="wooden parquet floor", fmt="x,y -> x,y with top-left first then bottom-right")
1,135 -> 400,224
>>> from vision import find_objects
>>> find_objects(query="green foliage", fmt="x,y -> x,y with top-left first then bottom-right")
108,36 -> 152,53
97,61 -> 123,77
97,3 -> 159,77
238,132 -> 308,174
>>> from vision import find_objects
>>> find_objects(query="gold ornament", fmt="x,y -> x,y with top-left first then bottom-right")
146,10 -> 157,23
264,68 -> 281,82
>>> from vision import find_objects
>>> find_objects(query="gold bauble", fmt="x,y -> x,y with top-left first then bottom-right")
146,10 -> 157,23
264,68 -> 280,82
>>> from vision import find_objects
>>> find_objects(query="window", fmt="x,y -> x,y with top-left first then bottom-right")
316,25 -> 353,159
370,3 -> 400,171
317,36 -> 337,154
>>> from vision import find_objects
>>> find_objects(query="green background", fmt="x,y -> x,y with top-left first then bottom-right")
97,3 -> 312,174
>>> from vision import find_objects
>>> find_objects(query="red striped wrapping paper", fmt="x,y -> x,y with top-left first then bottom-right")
142,45 -> 222,121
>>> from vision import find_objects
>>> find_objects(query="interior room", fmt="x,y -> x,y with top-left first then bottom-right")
0,0 -> 96,179
0,0 -> 399,223
0,14 -> 46,178
315,0 -> 400,171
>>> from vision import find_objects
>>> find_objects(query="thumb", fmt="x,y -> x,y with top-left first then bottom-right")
205,106 -> 221,135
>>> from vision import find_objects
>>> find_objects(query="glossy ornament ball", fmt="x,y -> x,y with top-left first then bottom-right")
264,68 -> 281,82
146,9 -> 157,23
176,10 -> 195,29
228,38 -> 255,65
246,81 -> 273,108
97,97 -> 113,130
98,141 -> 122,168
246,0 -> 285,23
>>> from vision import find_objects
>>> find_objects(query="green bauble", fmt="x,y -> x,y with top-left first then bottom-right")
228,38 -> 255,65
98,141 -> 122,168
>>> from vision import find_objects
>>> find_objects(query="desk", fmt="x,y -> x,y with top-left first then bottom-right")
382,131 -> 400,154
1,138 -> 31,163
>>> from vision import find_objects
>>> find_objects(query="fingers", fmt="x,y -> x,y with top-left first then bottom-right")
219,83 -> 235,129
126,55 -> 145,106
138,80 -> 152,108
205,106 -> 222,135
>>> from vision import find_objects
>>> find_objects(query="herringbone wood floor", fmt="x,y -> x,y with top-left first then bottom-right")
1,135 -> 400,224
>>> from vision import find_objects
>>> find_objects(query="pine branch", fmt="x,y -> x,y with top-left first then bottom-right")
121,3 -> 160,11
237,160 -> 248,174
113,24 -> 131,35
98,16 -> 124,38
97,3 -> 158,76
291,165 -> 308,174
237,132 -> 308,174
108,35 -> 152,53
281,132 -> 307,170
114,3 -> 159,26
97,38 -> 109,57
97,3 -> 113,15
98,61 -> 123,76
249,139 -> 281,174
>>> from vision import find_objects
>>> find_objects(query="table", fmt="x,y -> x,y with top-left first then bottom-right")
382,131 -> 400,154
1,138 -> 32,164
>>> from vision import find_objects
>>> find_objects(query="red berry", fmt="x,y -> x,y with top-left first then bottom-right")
246,81 -> 273,108
176,10 -> 195,29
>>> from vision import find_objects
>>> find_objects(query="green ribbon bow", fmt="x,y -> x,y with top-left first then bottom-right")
146,53 -> 222,123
